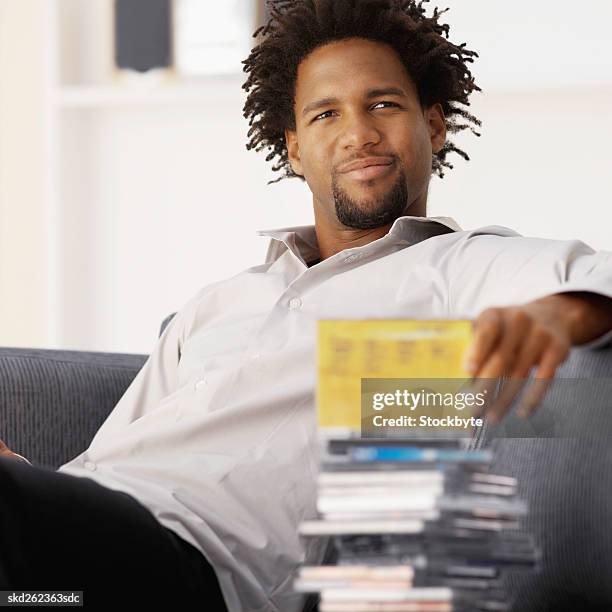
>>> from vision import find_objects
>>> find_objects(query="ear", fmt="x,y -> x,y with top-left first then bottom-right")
285,128 -> 304,177
425,103 -> 446,155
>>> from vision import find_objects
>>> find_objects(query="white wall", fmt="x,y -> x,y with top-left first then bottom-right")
428,87 -> 612,248
57,100 -> 314,353
0,0 -> 611,354
0,0 -> 46,347
444,0 -> 612,91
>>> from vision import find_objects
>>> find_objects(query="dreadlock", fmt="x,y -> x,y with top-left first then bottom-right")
242,0 -> 482,184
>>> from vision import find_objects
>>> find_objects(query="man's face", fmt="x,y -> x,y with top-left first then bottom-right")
285,37 -> 446,229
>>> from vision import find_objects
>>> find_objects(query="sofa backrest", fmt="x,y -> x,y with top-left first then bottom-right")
159,312 -> 177,338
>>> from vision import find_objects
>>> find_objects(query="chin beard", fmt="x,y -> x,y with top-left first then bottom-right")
331,168 -> 409,229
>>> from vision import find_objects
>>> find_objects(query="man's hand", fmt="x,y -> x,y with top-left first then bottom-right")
0,438 -> 31,465
463,291 -> 612,423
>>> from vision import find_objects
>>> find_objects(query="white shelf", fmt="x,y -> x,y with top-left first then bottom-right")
40,0 -> 266,350
54,77 -> 247,108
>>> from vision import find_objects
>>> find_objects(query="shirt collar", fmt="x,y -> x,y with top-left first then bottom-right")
256,215 -> 463,265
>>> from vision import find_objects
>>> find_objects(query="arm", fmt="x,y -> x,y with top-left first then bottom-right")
449,231 -> 612,421
450,232 -> 612,333
556,290 -> 612,347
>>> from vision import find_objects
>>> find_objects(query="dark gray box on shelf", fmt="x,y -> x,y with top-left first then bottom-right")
114,0 -> 172,72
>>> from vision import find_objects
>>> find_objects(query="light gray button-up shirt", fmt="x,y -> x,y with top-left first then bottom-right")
56,215 -> 612,612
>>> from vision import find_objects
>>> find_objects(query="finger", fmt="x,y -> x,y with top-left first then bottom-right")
471,377 -> 499,418
468,309 -> 521,414
476,309 -> 530,380
463,309 -> 503,375
477,311 -> 532,423
510,327 -> 549,379
518,341 -> 568,418
472,317 -> 525,422
488,377 -> 529,424
517,378 -> 551,419
488,327 -> 549,420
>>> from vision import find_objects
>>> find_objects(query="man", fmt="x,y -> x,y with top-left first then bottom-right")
2,1 -> 612,611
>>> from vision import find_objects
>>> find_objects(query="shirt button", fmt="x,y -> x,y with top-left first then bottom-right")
84,461 -> 97,471
288,297 -> 302,310
194,378 -> 207,390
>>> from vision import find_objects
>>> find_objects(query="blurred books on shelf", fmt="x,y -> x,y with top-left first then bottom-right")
114,0 -> 172,77
173,0 -> 258,77
111,0 -> 260,83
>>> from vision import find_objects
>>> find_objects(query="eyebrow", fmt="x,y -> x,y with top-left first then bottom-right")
301,87 -> 407,118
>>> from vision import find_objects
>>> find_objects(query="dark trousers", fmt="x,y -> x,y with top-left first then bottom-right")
0,456 -> 229,611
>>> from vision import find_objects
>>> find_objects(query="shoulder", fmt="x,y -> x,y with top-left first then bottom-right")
459,224 -> 524,240
178,262 -> 276,339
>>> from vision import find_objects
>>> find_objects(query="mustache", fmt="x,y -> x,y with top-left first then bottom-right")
333,154 -> 399,175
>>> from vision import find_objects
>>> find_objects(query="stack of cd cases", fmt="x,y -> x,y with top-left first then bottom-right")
294,437 -> 540,611
296,320 -> 540,611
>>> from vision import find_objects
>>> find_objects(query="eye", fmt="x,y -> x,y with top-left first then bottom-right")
371,101 -> 400,110
311,101 -> 400,123
313,110 -> 336,122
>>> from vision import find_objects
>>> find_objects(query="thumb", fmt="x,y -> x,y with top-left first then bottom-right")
0,439 -> 14,455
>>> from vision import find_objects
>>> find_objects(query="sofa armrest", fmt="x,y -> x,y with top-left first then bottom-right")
0,347 -> 146,470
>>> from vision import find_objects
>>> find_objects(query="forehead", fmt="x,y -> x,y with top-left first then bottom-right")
294,37 -> 416,103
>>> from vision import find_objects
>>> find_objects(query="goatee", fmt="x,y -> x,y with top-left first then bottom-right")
331,167 -> 409,229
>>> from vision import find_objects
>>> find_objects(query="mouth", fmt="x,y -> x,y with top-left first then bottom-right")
338,157 -> 396,182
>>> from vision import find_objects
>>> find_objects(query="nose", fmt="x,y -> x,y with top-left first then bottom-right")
337,109 -> 382,150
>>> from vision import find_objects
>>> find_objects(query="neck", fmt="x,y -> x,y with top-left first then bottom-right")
313,194 -> 427,261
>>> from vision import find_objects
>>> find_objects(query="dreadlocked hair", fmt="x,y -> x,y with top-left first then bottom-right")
242,0 -> 482,184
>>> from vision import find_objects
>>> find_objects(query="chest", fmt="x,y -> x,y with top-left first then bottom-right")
177,257 -> 451,385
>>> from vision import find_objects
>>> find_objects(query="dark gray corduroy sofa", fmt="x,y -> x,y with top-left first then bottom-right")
0,313 -> 177,471
1,313 -> 612,611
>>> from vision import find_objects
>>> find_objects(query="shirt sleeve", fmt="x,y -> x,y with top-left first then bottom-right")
448,228 -> 612,351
